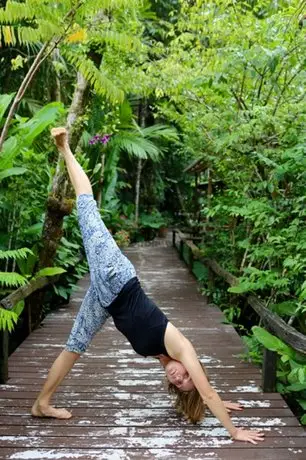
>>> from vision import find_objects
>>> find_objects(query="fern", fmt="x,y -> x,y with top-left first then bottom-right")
0,0 -> 141,46
0,248 -> 33,261
0,272 -> 28,288
0,2 -> 36,22
78,0 -> 141,14
0,308 -> 18,332
112,133 -> 161,160
64,50 -> 124,103
92,30 -> 142,52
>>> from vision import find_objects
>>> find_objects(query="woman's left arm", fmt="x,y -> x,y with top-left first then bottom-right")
164,323 -> 264,443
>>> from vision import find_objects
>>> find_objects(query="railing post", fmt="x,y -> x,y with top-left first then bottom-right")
262,348 -> 277,392
172,230 -> 176,248
179,239 -> 184,260
188,245 -> 193,272
0,329 -> 9,384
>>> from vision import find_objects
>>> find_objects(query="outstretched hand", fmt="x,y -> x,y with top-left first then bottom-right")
223,401 -> 244,413
51,127 -> 69,151
232,427 -> 265,444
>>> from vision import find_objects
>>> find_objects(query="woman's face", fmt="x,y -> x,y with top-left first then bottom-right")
165,360 -> 194,391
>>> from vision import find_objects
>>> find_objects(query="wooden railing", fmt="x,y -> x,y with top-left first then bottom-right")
0,275 -> 59,383
172,229 -> 306,392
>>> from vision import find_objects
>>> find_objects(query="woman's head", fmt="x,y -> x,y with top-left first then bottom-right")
165,360 -> 208,424
164,360 -> 195,391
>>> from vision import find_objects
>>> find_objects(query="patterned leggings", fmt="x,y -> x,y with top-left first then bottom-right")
65,194 -> 136,353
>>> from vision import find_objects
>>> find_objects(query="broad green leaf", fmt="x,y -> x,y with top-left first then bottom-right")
13,300 -> 25,316
0,136 -> 19,169
271,301 -> 297,317
252,326 -> 295,357
0,93 -> 15,124
228,282 -> 251,294
297,399 -> 306,410
286,383 -> 306,392
35,267 -> 66,278
23,222 -> 44,236
0,167 -> 27,181
18,102 -> 64,146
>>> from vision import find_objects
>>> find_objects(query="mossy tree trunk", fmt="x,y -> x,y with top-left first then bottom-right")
134,100 -> 147,227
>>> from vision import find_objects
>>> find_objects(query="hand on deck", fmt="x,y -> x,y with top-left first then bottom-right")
223,400 -> 244,413
231,427 -> 265,444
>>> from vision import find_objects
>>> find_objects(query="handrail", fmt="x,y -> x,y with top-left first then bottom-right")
0,275 -> 59,310
173,229 -> 306,354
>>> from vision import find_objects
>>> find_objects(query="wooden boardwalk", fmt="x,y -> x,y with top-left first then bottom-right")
0,243 -> 305,460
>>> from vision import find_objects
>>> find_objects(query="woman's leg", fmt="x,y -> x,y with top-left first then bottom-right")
31,350 -> 80,419
31,285 -> 110,419
31,128 -> 109,419
51,127 -> 137,303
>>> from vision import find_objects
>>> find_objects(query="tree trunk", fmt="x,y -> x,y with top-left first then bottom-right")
134,100 -> 146,226
26,72 -> 89,330
206,168 -> 212,224
135,158 -> 142,226
96,152 -> 105,209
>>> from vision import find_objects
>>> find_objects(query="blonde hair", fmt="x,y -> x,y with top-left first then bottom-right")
167,362 -> 208,424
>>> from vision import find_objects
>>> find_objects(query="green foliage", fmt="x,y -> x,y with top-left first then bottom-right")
114,229 -> 130,248
0,92 -> 14,123
139,210 -> 168,229
0,308 -> 18,332
0,248 -> 33,261
252,326 -> 295,358
34,267 -> 66,278
0,271 -> 27,288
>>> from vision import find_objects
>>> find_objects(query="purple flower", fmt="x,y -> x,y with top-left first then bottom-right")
89,133 -> 111,146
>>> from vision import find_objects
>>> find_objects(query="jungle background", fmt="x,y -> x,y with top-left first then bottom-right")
0,0 -> 305,424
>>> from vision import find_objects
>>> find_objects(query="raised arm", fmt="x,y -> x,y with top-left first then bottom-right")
164,323 -> 265,444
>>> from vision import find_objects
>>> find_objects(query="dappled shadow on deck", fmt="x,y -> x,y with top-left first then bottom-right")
0,244 -> 305,459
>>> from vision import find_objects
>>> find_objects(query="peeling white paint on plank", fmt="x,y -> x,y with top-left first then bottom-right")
237,399 -> 271,408
9,449 -> 127,459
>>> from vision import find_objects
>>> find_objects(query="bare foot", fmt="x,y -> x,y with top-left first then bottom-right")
51,127 -> 69,151
31,400 -> 72,419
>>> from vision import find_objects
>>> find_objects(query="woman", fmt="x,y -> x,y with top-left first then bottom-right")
31,128 -> 264,445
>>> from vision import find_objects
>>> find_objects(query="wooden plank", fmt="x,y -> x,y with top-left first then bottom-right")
0,448 -> 304,460
0,329 -> 8,383
0,407 -> 296,418
0,434 -> 305,449
0,425 -> 304,437
0,398 -> 288,410
0,415 -> 301,428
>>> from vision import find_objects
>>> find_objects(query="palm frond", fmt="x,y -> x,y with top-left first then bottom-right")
91,30 -> 142,52
0,248 -> 34,261
64,50 -> 124,103
0,308 -> 18,332
0,272 -> 28,288
141,124 -> 179,142
112,133 -> 161,161
0,2 -> 36,23
118,100 -> 133,127
78,0 -> 140,14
